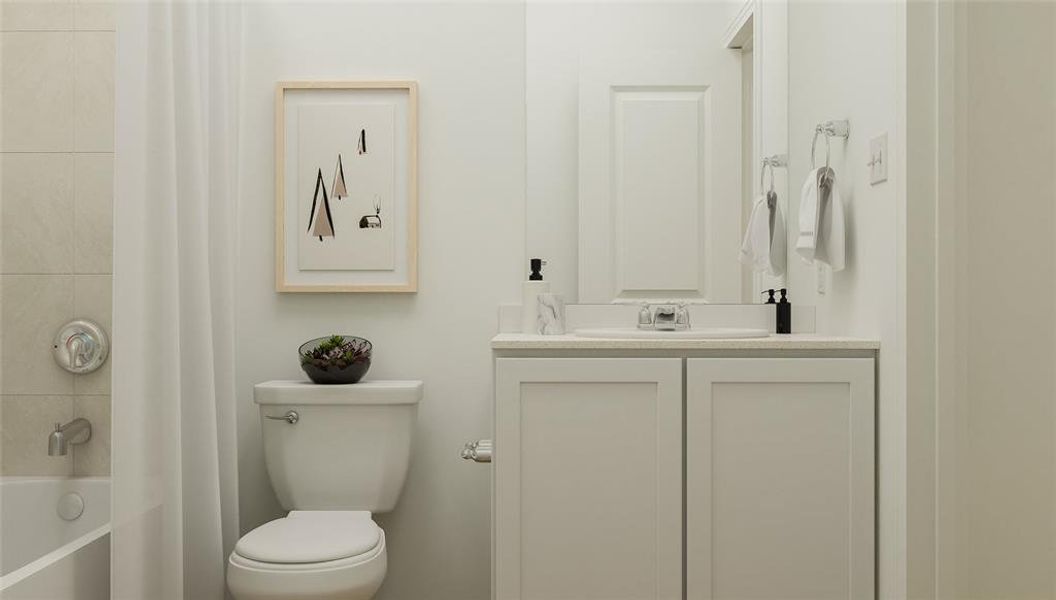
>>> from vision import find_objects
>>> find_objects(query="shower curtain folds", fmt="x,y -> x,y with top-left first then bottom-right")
112,2 -> 242,598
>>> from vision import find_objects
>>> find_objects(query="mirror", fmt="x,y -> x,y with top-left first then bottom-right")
525,0 -> 789,305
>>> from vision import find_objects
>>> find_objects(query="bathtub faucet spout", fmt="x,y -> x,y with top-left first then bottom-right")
48,418 -> 91,456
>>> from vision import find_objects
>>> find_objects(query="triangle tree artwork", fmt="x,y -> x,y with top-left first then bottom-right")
307,168 -> 334,241
332,154 -> 348,200
306,129 -> 372,242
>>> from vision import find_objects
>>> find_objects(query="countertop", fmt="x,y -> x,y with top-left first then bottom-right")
491,333 -> 880,351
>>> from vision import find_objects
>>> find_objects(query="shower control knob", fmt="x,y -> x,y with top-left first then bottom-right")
53,319 -> 109,374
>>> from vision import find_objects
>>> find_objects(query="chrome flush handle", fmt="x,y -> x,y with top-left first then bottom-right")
265,410 -> 299,424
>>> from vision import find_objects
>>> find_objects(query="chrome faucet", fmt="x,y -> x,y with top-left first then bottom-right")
48,418 -> 92,456
637,303 -> 691,331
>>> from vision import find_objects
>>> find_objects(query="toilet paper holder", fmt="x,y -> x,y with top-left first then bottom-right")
460,439 -> 492,463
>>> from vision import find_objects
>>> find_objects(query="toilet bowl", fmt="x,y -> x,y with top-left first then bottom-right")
227,380 -> 422,600
228,511 -> 386,600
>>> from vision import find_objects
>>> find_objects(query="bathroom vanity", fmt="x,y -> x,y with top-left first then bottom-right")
489,332 -> 878,599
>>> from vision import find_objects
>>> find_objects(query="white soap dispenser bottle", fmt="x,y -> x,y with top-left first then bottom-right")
521,258 -> 550,334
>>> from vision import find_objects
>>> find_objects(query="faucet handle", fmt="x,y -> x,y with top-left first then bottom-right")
637,303 -> 653,329
675,303 -> 691,329
66,332 -> 94,368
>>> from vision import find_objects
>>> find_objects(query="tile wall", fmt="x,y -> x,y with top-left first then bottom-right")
0,0 -> 113,476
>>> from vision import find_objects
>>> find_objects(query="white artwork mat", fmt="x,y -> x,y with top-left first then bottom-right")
282,86 -> 412,288
297,102 -> 395,271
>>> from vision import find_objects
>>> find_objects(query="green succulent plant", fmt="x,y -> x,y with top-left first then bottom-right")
300,335 -> 371,369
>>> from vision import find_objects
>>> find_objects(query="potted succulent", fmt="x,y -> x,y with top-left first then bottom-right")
299,335 -> 372,384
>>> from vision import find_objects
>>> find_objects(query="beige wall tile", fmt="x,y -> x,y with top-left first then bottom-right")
0,32 -> 74,151
73,0 -> 112,31
73,274 -> 109,394
72,394 -> 107,475
0,274 -> 74,394
73,31 -> 113,152
0,395 -> 73,475
1,0 -> 73,32
73,153 -> 112,273
1,153 -> 75,273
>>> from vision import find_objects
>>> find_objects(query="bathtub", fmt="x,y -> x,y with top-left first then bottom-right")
0,477 -> 110,600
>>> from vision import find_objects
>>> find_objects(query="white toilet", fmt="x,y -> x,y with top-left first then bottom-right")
227,380 -> 422,600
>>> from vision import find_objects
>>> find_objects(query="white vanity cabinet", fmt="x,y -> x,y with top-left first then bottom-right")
491,338 -> 878,600
685,358 -> 875,600
494,358 -> 684,600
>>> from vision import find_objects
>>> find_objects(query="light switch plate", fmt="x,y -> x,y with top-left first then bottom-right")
870,133 -> 888,184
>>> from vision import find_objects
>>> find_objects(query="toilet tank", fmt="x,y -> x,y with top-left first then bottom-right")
254,380 -> 422,512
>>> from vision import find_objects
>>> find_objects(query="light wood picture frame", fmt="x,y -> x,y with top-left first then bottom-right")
276,81 -> 418,292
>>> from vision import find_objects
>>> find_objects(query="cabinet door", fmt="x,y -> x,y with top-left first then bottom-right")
495,358 -> 683,600
686,358 -> 875,600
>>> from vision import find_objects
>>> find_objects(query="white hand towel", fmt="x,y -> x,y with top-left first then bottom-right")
795,168 -> 823,262
768,192 -> 787,276
795,167 -> 845,272
816,170 -> 845,272
739,191 -> 786,277
740,195 -> 769,269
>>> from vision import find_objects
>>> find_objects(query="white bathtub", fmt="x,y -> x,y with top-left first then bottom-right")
0,477 -> 110,600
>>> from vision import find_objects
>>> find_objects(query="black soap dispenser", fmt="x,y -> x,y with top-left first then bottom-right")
529,258 -> 544,281
762,289 -> 778,333
776,288 -> 792,334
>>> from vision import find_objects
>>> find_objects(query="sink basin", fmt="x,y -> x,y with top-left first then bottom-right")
573,327 -> 770,340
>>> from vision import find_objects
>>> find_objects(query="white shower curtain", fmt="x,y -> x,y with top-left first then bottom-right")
112,1 -> 241,598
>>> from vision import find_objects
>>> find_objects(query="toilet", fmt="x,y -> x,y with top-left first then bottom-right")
227,380 -> 422,600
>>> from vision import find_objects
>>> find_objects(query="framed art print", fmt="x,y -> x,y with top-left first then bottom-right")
276,81 -> 418,292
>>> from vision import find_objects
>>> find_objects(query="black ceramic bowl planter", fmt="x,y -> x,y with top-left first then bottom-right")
299,335 -> 372,385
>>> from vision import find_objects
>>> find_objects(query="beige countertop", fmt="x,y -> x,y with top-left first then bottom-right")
491,333 -> 880,351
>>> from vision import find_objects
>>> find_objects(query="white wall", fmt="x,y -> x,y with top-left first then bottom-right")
788,2 -> 900,339
942,3 -> 1056,596
788,4 -> 1056,597
787,2 -> 905,595
525,1 -> 743,303
904,1 -> 940,595
236,3 -> 525,598
754,0 -> 788,297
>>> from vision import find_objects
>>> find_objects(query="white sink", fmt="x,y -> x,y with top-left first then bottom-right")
573,327 -> 771,340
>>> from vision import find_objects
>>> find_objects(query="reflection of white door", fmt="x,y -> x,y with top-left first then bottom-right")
579,50 -> 742,303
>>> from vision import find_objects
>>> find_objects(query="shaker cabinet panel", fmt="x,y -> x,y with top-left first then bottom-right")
494,358 -> 683,600
686,358 -> 875,600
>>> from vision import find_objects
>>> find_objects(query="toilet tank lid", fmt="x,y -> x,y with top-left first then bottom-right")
254,380 -> 423,405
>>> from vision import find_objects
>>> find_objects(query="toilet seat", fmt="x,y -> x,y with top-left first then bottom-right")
227,511 -> 387,600
235,511 -> 381,564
